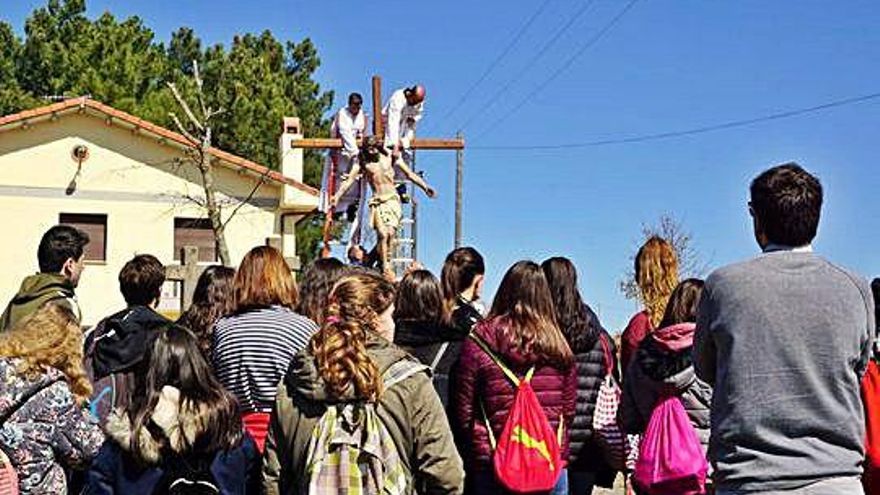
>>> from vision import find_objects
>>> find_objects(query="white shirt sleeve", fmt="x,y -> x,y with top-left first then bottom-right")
384,91 -> 405,149
334,109 -> 360,158
400,101 -> 423,149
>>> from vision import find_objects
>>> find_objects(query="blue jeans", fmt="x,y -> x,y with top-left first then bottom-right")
469,468 -> 569,495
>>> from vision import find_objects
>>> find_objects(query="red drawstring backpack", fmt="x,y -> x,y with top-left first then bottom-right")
862,359 -> 880,494
470,334 -> 564,493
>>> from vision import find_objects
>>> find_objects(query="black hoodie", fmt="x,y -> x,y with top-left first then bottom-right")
393,320 -> 468,410
84,306 -> 169,423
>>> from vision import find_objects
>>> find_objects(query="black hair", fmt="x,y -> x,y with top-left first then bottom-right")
871,278 -> 880,331
38,225 -> 90,273
658,278 -> 705,329
750,162 -> 823,247
296,257 -> 348,324
119,254 -> 166,306
177,266 -> 236,360
348,93 -> 363,105
541,257 -> 600,354
128,324 -> 242,465
440,247 -> 485,320
394,269 -> 444,324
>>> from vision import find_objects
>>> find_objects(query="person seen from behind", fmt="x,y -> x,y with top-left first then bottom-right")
262,271 -> 464,494
86,324 -> 259,494
620,237 -> 679,374
295,257 -> 348,325
0,302 -> 104,494
1,225 -> 90,330
620,279 -> 711,473
694,163 -> 874,494
394,269 -> 467,410
176,265 -> 236,362
84,254 -> 169,425
211,246 -> 317,452
541,256 -> 619,494
454,260 -> 577,494
441,246 -> 486,334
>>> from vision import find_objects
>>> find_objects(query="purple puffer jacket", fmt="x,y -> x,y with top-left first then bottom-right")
452,317 -> 577,467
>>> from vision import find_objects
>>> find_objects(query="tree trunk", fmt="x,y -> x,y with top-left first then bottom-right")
199,128 -> 231,266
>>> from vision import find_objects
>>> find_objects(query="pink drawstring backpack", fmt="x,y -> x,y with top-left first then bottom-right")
633,395 -> 708,495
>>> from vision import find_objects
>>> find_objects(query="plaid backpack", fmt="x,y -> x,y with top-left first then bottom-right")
304,359 -> 428,495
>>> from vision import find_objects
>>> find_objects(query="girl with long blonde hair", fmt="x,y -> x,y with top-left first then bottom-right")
621,236 -> 679,376
0,302 -> 104,494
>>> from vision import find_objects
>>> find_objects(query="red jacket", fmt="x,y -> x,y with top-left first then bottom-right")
620,310 -> 653,374
452,317 -> 577,467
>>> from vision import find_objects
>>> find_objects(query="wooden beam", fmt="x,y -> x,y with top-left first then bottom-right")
372,75 -> 383,139
291,137 -> 464,150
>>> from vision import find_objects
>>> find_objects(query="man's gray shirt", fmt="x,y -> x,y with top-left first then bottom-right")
694,250 -> 874,491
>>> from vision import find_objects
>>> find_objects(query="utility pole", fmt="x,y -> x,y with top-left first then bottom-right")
455,131 -> 464,248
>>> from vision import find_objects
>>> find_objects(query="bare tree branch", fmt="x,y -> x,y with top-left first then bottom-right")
166,82 -> 204,132
222,169 -> 272,230
193,60 -> 209,120
169,112 -> 199,145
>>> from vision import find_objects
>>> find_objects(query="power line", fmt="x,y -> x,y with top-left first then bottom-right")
470,91 -> 880,150
430,0 -> 553,134
474,0 -> 641,140
455,0 -> 600,132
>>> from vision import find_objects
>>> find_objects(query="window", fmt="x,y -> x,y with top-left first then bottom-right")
173,218 -> 217,262
59,213 -> 107,262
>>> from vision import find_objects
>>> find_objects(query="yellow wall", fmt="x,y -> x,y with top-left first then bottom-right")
0,114 -> 285,325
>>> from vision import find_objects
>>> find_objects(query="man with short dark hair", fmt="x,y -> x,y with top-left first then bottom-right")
83,254 -> 170,424
694,163 -> 875,494
1,225 -> 90,330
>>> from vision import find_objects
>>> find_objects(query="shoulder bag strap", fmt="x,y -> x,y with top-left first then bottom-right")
598,333 -> 613,375
0,376 -> 63,426
429,342 -> 450,371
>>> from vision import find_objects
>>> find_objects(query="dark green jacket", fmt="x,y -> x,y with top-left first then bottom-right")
262,334 -> 464,495
0,273 -> 80,331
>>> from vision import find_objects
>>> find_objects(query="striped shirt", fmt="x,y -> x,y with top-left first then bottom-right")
211,305 -> 318,413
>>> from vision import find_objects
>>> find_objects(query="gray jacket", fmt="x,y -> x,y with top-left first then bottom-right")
620,325 -> 712,451
694,250 -> 874,492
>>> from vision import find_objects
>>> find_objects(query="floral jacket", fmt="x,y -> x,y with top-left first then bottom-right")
0,358 -> 104,494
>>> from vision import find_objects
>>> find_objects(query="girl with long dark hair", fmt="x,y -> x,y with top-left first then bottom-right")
87,324 -> 260,494
441,247 -> 486,333
393,269 -> 467,409
263,271 -> 464,494
541,257 -> 618,494
295,257 -> 347,324
454,260 -> 576,494
177,265 -> 236,361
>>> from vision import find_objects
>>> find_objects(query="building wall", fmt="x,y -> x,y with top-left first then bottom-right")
0,114 -> 283,325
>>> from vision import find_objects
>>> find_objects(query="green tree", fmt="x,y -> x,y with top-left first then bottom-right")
8,0 -> 334,265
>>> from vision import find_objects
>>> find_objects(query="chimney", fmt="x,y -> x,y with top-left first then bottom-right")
279,117 -> 302,184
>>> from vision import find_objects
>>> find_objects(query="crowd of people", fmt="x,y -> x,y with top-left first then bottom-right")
0,162 -> 876,495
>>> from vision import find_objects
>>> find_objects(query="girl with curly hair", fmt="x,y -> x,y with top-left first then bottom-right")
0,302 -> 104,494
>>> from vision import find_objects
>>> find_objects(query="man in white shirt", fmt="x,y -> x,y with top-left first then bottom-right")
382,85 -> 425,165
322,93 -> 369,246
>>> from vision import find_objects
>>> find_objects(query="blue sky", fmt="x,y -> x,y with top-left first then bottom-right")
5,0 -> 880,331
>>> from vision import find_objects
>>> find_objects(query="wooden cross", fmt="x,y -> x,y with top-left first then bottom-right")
290,75 -> 466,255
165,245 -> 206,310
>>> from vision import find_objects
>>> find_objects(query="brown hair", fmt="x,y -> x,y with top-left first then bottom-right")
394,269 -> 444,325
0,302 -> 92,404
635,236 -> 679,328
440,247 -> 485,322
119,254 -> 166,306
233,246 -> 297,312
309,272 -> 395,402
489,261 -> 573,369
128,324 -> 242,465
658,278 -> 704,329
296,257 -> 348,324
177,265 -> 236,360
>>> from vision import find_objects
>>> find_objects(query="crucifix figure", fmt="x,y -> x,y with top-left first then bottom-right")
291,75 -> 464,270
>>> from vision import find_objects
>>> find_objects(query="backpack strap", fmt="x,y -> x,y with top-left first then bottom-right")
598,332 -> 613,375
468,333 -> 530,385
0,376 -> 63,426
429,342 -> 450,371
382,359 -> 429,390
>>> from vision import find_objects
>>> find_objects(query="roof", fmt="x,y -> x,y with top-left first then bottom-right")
0,97 -> 318,197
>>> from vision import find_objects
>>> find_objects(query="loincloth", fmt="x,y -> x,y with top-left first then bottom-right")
368,192 -> 402,231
